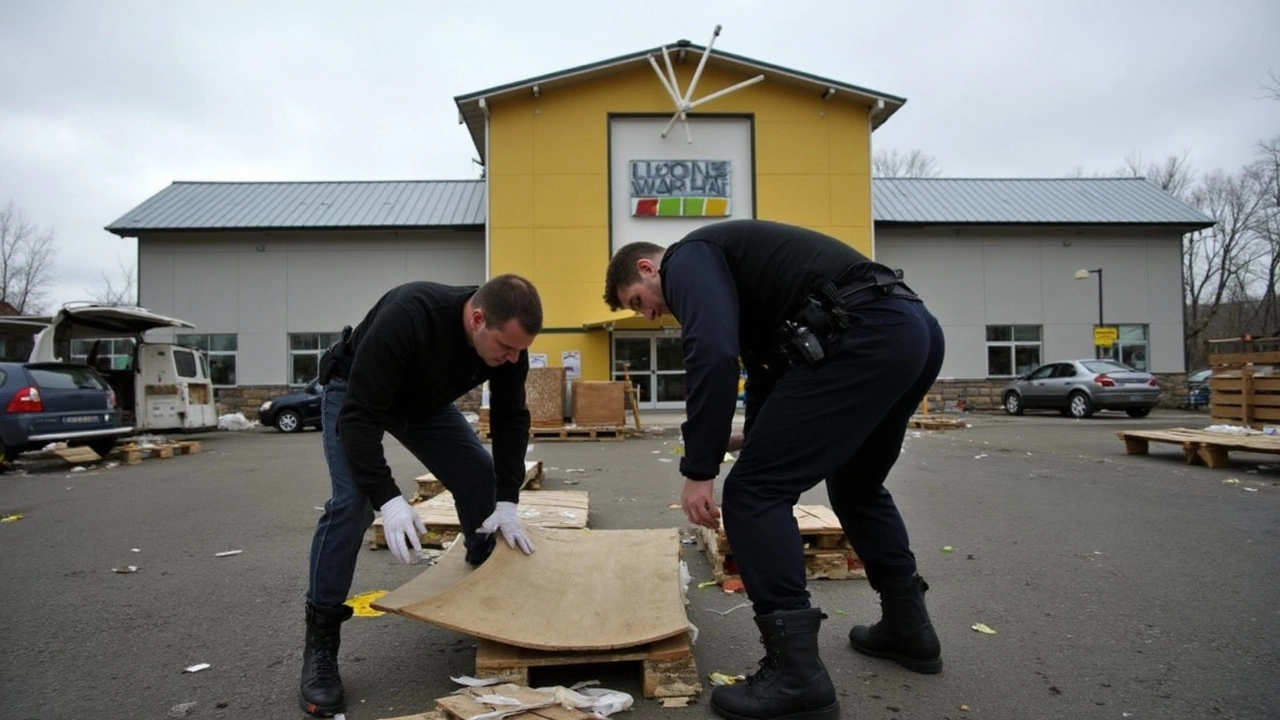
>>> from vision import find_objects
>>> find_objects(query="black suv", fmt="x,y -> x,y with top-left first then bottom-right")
258,379 -> 323,433
0,361 -> 132,464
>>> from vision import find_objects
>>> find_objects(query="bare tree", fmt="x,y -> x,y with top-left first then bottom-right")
87,258 -> 137,307
0,201 -> 57,315
873,148 -> 942,178
1261,70 -> 1280,102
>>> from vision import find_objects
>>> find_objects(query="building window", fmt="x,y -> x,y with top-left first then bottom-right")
1111,324 -> 1149,371
178,334 -> 238,386
986,325 -> 1042,377
70,338 -> 136,373
290,333 -> 341,386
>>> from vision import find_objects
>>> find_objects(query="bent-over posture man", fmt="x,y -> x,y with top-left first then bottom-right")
605,220 -> 945,720
300,275 -> 543,717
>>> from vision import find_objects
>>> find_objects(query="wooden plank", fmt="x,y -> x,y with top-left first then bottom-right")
51,446 -> 101,464
1207,350 -> 1280,365
474,634 -> 699,700
415,461 -> 542,499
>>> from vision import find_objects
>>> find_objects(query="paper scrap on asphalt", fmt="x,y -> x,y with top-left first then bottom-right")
183,663 -> 211,673
971,623 -> 997,634
1,513 -> 23,523
214,550 -> 242,557
112,565 -> 139,573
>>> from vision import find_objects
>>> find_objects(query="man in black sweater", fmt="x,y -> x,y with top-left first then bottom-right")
605,220 -> 945,720
300,274 -> 542,717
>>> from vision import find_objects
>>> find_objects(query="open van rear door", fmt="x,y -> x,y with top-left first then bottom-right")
29,305 -> 218,432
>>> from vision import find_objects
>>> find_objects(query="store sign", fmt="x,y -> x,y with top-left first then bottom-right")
1093,327 -> 1118,347
630,159 -> 731,217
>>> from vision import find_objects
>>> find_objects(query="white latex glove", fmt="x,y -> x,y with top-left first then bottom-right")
380,496 -> 426,564
478,501 -> 535,554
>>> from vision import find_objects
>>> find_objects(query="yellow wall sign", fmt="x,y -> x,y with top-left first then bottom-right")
1094,327 -> 1118,347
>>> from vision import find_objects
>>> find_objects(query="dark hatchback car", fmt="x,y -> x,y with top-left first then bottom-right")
0,361 -> 132,464
259,379 -> 323,433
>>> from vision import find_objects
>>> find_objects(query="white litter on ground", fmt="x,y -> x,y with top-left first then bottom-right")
217,413 -> 256,431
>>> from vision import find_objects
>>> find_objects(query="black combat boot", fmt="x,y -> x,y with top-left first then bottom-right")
710,608 -> 839,720
300,602 -> 353,717
849,574 -> 942,674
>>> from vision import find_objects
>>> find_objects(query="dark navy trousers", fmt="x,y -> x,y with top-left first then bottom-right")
722,297 -> 946,615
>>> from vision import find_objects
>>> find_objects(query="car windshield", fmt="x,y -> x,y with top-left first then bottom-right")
28,365 -> 108,391
1082,360 -> 1136,374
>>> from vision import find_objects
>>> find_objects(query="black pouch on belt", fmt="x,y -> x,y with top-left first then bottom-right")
318,325 -> 353,385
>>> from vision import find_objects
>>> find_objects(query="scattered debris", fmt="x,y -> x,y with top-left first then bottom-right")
112,565 -> 140,574
661,697 -> 692,708
346,590 -> 389,617
1244,487 -> 1259,492
974,453 -> 989,459
1223,478 -> 1240,484
217,413 -> 256,431
697,580 -> 718,590
214,550 -> 242,557
971,623 -> 997,635
658,458 -> 673,463
183,663 -> 211,673
706,602 -> 751,616
721,579 -> 745,593
942,546 -> 954,553
131,548 -> 141,553
450,675 -> 503,687
1,513 -> 23,523
709,672 -> 744,686
169,701 -> 198,717
960,704 -> 970,712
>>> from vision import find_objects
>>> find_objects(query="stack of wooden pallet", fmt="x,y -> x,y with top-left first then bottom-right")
697,505 -> 865,584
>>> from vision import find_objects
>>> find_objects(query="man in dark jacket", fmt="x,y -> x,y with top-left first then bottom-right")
300,274 -> 543,717
604,220 -> 945,720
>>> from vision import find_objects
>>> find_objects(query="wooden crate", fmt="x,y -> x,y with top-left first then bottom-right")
1206,336 -> 1280,429
474,632 -> 700,699
526,367 -> 566,428
570,381 -> 626,427
697,505 -> 865,583
415,461 -> 543,499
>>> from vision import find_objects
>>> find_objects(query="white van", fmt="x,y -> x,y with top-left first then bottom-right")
23,305 -> 219,433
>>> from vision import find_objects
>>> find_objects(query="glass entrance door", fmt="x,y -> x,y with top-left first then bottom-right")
612,332 -> 687,410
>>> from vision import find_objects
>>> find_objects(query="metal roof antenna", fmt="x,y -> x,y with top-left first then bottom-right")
646,25 -> 765,144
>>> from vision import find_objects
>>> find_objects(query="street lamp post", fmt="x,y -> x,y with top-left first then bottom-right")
1074,268 -> 1104,358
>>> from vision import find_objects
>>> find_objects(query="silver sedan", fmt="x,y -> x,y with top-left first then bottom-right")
1002,359 -> 1162,418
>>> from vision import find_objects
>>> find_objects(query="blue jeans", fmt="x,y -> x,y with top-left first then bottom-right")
306,377 -> 497,609
723,298 -> 946,615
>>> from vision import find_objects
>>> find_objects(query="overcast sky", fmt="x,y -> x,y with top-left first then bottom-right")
2,0 -> 1277,312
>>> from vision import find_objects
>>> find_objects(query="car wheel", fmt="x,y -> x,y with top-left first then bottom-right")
1068,392 -> 1095,418
1003,391 -> 1023,415
275,409 -> 303,433
1126,408 -> 1152,418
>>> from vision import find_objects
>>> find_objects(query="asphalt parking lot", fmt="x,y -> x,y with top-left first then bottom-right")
1,409 -> 1277,720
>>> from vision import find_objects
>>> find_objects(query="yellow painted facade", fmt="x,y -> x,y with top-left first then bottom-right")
485,62 -> 875,381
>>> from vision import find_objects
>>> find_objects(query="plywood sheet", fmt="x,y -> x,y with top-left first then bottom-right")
526,367 -> 566,427
373,490 -> 588,536
373,526 -> 688,652
570,381 -> 626,427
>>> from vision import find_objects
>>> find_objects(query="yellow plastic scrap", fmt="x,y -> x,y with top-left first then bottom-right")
697,580 -> 719,589
971,623 -> 997,635
709,672 -> 745,686
345,590 -> 389,617
1,513 -> 23,523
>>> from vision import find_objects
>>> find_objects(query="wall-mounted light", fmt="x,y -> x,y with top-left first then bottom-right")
532,85 -> 541,99
822,87 -> 836,100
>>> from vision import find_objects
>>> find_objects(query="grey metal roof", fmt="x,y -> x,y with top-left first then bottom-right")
873,178 -> 1214,228
105,181 -> 486,234
107,177 -> 1215,234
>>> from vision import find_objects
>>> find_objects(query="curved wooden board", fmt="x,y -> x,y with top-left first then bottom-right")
373,526 -> 687,652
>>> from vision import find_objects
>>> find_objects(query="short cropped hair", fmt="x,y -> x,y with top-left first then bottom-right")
603,242 -> 665,311
473,274 -> 543,335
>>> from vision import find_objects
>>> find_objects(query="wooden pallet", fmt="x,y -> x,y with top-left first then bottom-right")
474,632 -> 700,699
414,461 -> 543,500
116,440 -> 202,464
908,414 -> 967,430
437,683 -> 592,719
372,489 -> 588,549
697,505 -> 866,583
480,426 -> 626,443
1116,427 -> 1280,468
